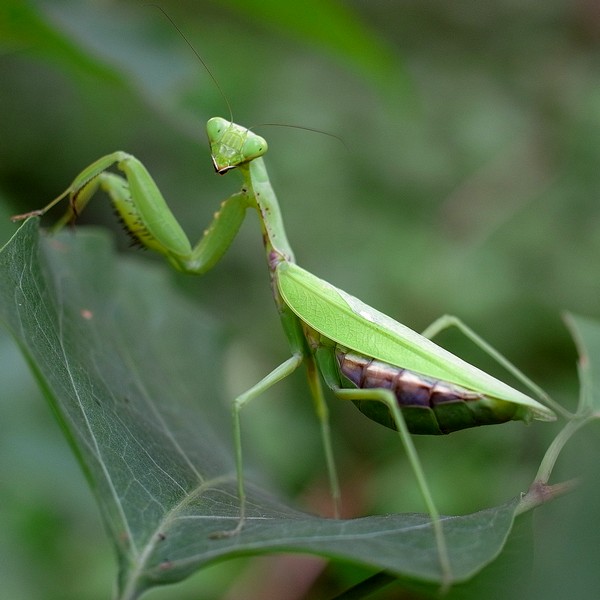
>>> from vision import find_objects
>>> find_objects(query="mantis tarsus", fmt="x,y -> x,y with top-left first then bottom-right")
12,116 -> 556,587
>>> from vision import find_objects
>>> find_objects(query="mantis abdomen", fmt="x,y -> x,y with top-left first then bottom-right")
336,349 -> 521,435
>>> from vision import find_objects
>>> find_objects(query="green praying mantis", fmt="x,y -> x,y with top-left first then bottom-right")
13,115 -> 557,586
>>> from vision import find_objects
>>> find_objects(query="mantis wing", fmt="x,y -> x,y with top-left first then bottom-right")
276,262 -> 555,422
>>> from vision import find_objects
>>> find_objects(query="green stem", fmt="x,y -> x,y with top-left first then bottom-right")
535,416 -> 592,483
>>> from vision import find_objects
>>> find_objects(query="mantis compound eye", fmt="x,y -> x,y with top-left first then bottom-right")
206,116 -> 227,141
242,134 -> 268,161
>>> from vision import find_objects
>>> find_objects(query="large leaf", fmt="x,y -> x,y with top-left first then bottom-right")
0,219 -> 558,598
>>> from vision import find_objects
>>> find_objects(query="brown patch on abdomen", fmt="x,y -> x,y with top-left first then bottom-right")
337,350 -> 482,408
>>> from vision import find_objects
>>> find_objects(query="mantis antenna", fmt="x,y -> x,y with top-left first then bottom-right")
148,4 -> 234,122
152,5 -> 346,151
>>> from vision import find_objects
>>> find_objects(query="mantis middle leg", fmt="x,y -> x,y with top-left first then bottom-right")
213,350 -> 341,538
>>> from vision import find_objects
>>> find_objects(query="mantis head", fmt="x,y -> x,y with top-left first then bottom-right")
207,117 -> 268,174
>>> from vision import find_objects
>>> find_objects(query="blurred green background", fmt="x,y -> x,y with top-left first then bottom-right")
1,0 -> 599,598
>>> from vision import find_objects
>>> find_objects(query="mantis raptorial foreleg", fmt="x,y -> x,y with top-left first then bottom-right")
16,151 -> 250,276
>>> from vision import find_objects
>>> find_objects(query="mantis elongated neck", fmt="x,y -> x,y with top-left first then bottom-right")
242,157 -> 295,266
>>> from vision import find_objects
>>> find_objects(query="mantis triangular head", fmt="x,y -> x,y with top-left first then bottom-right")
207,117 -> 268,174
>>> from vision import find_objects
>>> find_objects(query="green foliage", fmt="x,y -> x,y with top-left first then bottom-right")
1,1 -> 599,598
1,219 -> 595,599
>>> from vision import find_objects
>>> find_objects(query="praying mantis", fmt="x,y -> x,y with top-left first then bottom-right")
12,115 -> 556,585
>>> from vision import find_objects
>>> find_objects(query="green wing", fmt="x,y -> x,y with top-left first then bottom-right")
277,262 -> 555,422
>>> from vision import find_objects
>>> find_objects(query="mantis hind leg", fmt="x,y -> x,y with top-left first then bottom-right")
334,385 -> 452,589
421,315 -> 567,417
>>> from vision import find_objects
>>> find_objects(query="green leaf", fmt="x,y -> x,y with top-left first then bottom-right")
216,0 -> 409,94
0,220 -> 545,598
564,313 -> 600,414
1,1 -> 409,146
0,0 -> 121,83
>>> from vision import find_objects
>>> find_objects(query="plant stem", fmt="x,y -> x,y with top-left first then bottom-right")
535,416 -> 592,484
